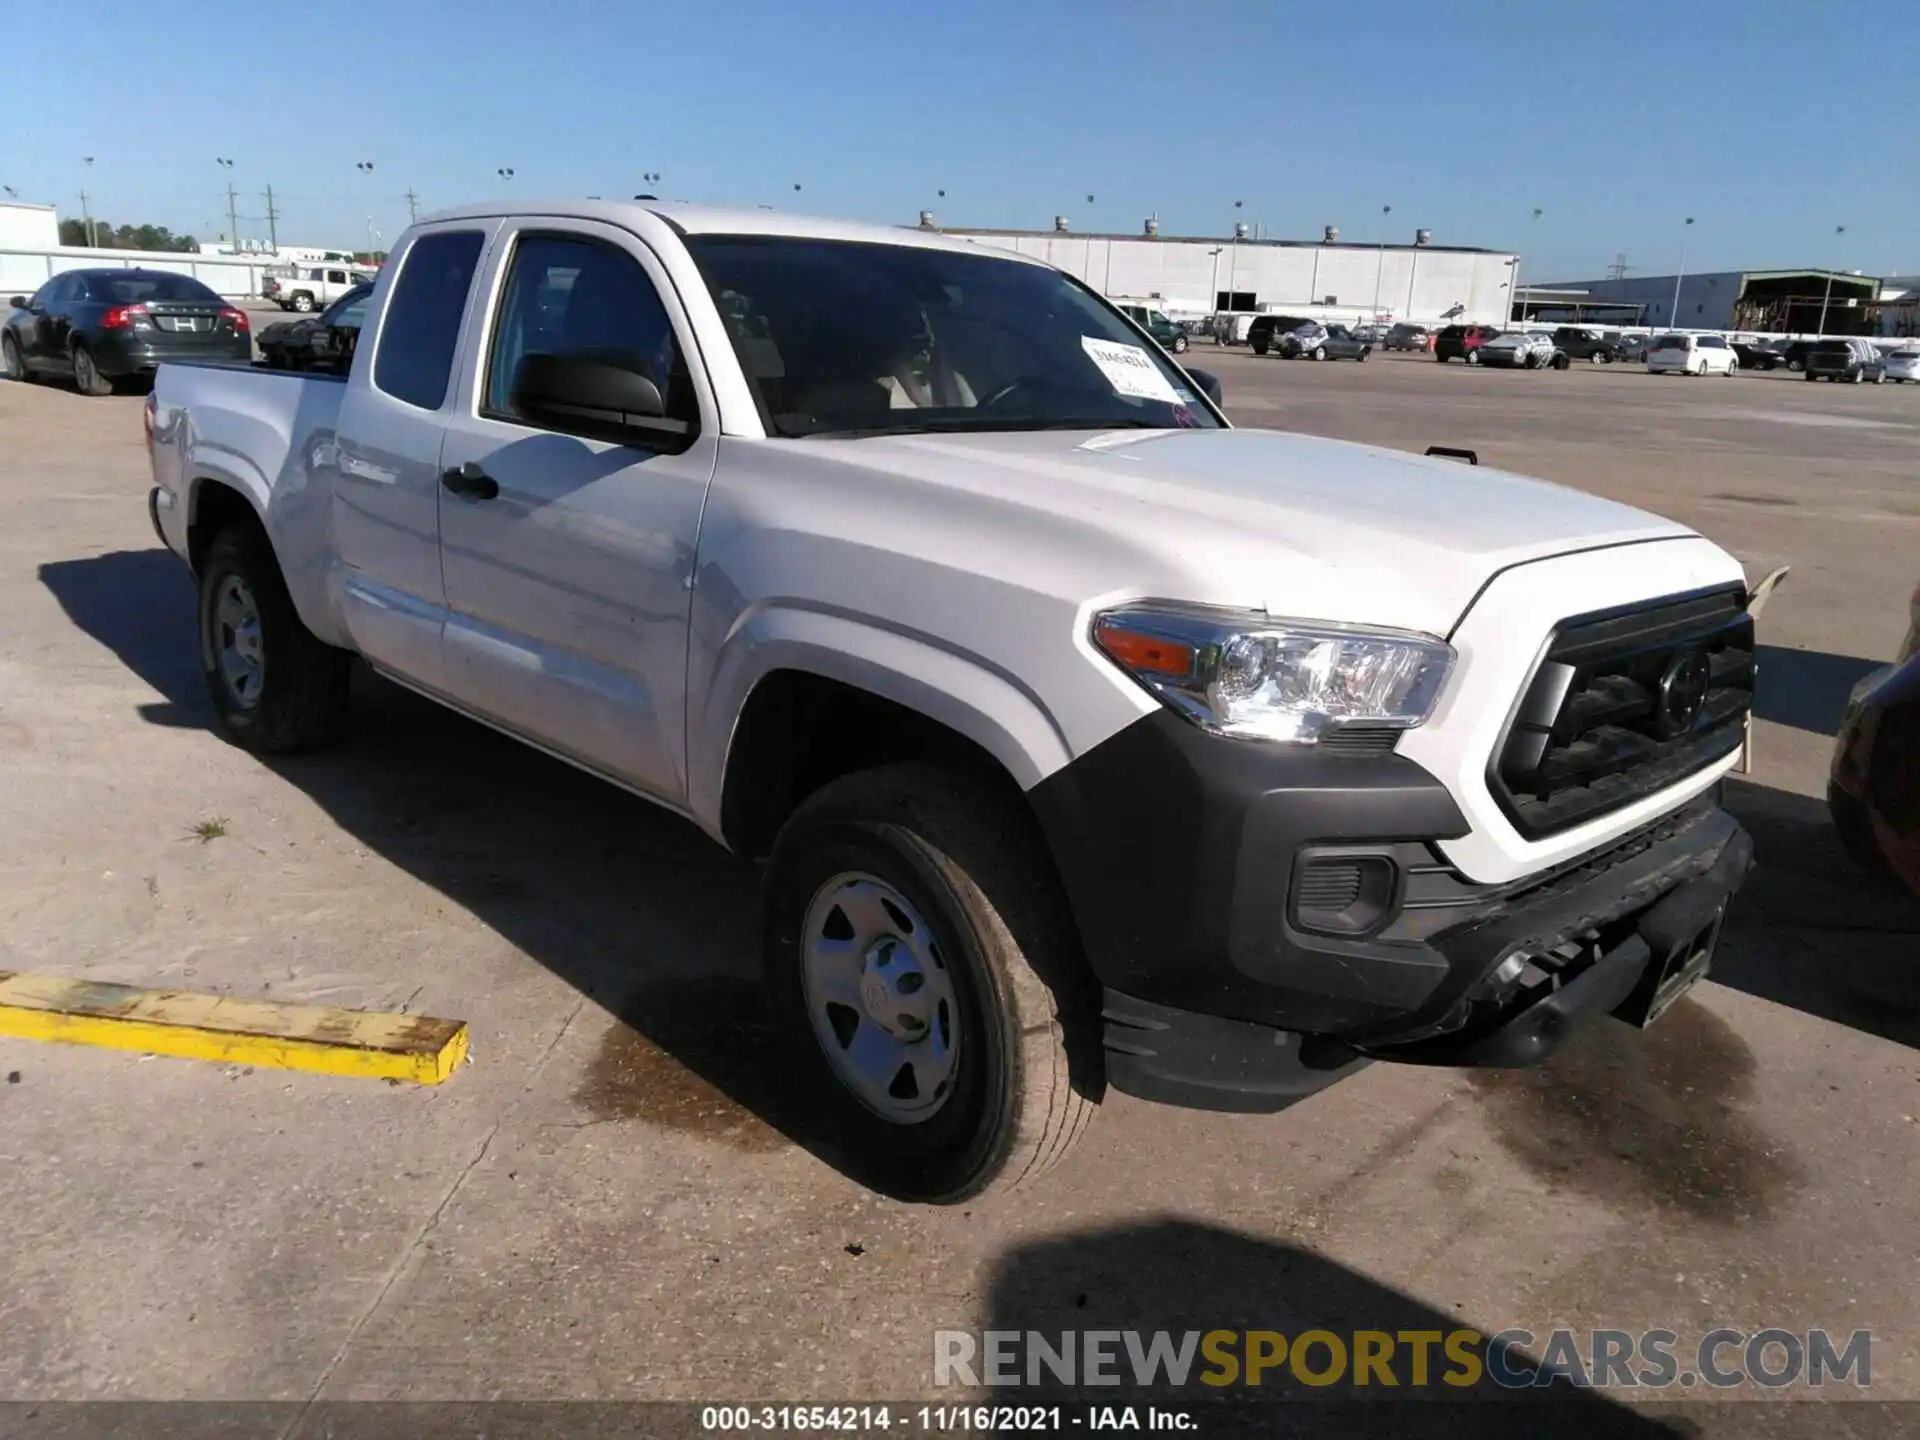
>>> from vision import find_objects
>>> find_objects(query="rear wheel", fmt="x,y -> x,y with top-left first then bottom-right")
764,764 -> 1099,1203
1311,346 -> 1326,361
70,342 -> 112,397
291,292 -> 315,313
1172,335 -> 1189,354
1251,342 -> 1269,356
198,524 -> 353,753
1465,349 -> 1479,365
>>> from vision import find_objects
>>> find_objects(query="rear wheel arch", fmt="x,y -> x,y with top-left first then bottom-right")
186,477 -> 268,576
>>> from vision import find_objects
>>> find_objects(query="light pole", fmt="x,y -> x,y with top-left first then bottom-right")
217,158 -> 239,249
1816,225 -> 1846,336
1226,200 -> 1243,323
1510,206 -> 1542,323
1668,216 -> 1694,330
80,156 -> 96,248
1372,204 -> 1392,319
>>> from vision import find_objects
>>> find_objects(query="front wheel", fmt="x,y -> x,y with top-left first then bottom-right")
1465,350 -> 1480,365
291,293 -> 315,313
198,524 -> 353,753
764,764 -> 1099,1203
1173,335 -> 1189,354
1311,346 -> 1326,361
1,332 -> 25,382
1251,342 -> 1269,356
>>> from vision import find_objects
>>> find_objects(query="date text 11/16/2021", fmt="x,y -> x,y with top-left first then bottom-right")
700,1404 -> 1193,1431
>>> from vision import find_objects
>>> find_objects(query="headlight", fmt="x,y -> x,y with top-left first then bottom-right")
1092,604 -> 1454,743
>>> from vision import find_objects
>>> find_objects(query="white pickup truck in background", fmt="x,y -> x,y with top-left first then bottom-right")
147,200 -> 1758,1201
263,262 -> 372,312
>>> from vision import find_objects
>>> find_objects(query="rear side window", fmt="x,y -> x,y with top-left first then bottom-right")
374,230 -> 485,410
1698,335 -> 1726,348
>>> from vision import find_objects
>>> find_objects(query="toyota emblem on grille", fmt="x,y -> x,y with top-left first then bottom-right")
1656,651 -> 1713,737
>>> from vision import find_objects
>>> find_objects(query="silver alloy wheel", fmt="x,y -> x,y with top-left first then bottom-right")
73,346 -> 98,392
2,334 -> 20,380
213,574 -> 266,710
801,872 -> 959,1124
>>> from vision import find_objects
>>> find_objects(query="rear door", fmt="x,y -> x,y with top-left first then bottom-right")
434,216 -> 718,804
330,220 -> 501,690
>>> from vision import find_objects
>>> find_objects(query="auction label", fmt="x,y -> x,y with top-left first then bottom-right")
1080,338 -> 1182,404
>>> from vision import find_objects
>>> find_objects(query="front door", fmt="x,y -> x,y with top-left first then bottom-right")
435,218 -> 717,806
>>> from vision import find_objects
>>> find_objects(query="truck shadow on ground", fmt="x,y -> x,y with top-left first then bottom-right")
35,551 -> 1920,1197
1751,644 -> 1884,737
979,1218 -> 1702,1438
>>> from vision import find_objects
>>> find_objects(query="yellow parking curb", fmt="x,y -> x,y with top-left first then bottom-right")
0,971 -> 468,1085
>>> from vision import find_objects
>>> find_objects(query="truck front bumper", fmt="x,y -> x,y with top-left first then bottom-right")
1027,710 -> 1754,1113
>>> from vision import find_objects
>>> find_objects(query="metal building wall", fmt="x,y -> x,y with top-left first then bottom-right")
949,231 -> 1517,325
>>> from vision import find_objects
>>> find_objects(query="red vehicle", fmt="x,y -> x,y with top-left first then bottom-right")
1830,576 -> 1920,896
1433,324 -> 1501,363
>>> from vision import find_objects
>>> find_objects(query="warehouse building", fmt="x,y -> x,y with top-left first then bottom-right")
938,218 -> 1520,328
1531,268 -> 1888,335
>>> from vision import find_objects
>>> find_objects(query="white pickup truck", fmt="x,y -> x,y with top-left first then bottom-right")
146,200 -> 1757,1202
263,263 -> 371,313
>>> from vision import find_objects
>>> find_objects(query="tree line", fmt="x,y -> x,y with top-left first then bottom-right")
58,219 -> 200,253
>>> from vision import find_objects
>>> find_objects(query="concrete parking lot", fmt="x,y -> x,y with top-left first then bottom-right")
2,351 -> 1917,1431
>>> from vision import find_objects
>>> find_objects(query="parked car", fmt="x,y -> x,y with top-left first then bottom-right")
1614,333 -> 1650,363
1804,338 -> 1887,383
1774,340 -> 1815,372
1144,312 -> 1191,354
1646,333 -> 1739,376
1247,314 -> 1314,355
1731,340 -> 1786,370
1552,326 -> 1624,363
149,199 -> 1758,1202
1279,322 -> 1373,361
1432,323 -> 1500,363
1384,323 -> 1431,352
1829,576 -> 1920,896
263,264 -> 371,313
1881,346 -> 1920,383
1477,330 -> 1558,369
3,269 -> 251,395
256,282 -> 373,371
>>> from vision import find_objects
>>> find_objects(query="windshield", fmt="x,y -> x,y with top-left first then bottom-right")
683,236 -> 1221,437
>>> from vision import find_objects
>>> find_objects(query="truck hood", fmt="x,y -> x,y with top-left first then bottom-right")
828,426 -> 1696,637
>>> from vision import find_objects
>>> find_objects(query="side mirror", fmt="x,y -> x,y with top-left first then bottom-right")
510,353 -> 688,442
8,296 -> 28,310
1183,367 -> 1223,405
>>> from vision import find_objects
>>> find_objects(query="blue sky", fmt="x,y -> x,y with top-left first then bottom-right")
2,0 -> 1911,278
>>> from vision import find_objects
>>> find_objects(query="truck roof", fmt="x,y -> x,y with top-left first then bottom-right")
415,199 -> 1049,263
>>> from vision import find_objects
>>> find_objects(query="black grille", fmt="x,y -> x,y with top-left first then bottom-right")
1492,586 -> 1753,839
1296,863 -> 1364,911
1318,726 -> 1401,757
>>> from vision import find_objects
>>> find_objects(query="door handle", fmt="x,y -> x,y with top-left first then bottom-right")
440,461 -> 499,500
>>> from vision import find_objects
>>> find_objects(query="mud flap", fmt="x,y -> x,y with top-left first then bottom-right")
1739,565 -> 1791,773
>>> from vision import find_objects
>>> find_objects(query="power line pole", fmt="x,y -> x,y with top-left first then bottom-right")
263,185 -> 280,252
405,187 -> 419,223
225,184 -> 241,249
78,189 -> 95,248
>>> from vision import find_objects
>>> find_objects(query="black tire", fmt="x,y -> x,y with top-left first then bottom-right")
1311,346 -> 1326,361
763,763 -> 1099,1203
1,331 -> 26,382
1251,342 -> 1269,356
198,523 -> 352,753
71,342 -> 112,397
1805,372 -> 1819,382
1789,359 -> 1804,372
1356,348 -> 1369,362
1173,335 -> 1189,354
1851,369 -> 1863,384
1828,783 -> 1900,888
291,293 -> 315,313
1434,352 -> 1449,363
1465,349 -> 1480,365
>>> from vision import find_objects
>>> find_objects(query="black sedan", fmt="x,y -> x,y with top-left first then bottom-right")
1732,340 -> 1786,370
257,282 -> 373,371
1829,580 -> 1920,897
3,269 -> 251,395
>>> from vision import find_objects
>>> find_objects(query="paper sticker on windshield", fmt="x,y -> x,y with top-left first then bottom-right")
1081,337 -> 1182,404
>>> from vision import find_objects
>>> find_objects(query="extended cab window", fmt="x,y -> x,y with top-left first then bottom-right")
483,233 -> 693,431
685,235 -> 1222,437
374,230 -> 484,411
